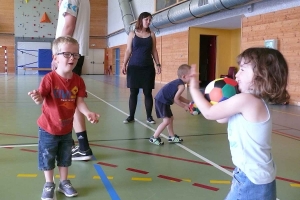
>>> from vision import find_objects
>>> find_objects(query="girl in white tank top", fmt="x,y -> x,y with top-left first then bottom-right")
189,47 -> 290,200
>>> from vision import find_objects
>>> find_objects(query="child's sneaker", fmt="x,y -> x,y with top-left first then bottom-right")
168,134 -> 183,143
41,182 -> 55,200
146,116 -> 156,124
123,116 -> 135,124
149,136 -> 164,145
58,180 -> 78,197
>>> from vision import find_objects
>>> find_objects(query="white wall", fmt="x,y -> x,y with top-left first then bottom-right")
107,0 -> 124,34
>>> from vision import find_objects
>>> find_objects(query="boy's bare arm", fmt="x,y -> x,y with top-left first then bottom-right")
174,85 -> 189,111
76,97 -> 100,124
28,90 -> 44,105
179,96 -> 190,104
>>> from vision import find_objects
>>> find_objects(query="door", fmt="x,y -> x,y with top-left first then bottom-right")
199,35 -> 216,87
93,49 -> 104,74
82,50 -> 93,74
115,48 -> 120,75
82,49 -> 105,74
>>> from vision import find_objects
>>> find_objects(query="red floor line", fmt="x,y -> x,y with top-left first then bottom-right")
126,168 -> 149,174
90,143 -> 234,170
0,132 -> 38,139
273,130 -> 300,141
157,175 -> 182,182
20,148 -> 37,153
90,143 -> 300,184
276,176 -> 300,184
97,161 -> 118,168
192,183 -> 219,191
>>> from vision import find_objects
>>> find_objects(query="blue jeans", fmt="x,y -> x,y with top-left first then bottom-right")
225,168 -> 276,200
38,127 -> 73,171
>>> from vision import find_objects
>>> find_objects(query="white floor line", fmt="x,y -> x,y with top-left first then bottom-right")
88,91 -> 233,177
0,144 -> 37,148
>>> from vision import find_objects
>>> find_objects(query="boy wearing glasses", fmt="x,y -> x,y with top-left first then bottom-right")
28,36 -> 100,200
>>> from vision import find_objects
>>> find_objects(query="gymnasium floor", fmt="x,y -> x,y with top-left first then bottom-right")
0,74 -> 299,200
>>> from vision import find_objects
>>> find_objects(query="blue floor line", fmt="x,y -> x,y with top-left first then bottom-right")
94,164 -> 120,200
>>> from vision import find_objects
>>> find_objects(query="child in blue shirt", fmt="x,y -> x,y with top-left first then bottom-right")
149,64 -> 191,145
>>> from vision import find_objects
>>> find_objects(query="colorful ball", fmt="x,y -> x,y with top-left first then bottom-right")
189,101 -> 201,115
204,78 -> 238,105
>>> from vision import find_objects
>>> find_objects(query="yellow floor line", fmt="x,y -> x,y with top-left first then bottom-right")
131,177 -> 152,181
290,183 -> 300,187
93,176 -> 114,180
210,180 -> 231,184
17,174 -> 38,178
55,175 -> 75,179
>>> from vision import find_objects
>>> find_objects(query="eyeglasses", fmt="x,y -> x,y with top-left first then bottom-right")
57,52 -> 81,59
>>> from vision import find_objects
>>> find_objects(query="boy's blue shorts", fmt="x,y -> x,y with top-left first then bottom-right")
155,100 -> 173,118
38,127 -> 73,171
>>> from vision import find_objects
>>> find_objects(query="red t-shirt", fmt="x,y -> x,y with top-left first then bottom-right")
37,71 -> 86,135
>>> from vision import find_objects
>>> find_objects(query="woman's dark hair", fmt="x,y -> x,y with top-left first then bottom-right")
237,47 -> 290,104
135,12 -> 152,33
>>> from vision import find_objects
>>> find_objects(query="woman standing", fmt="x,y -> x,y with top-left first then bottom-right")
122,12 -> 161,124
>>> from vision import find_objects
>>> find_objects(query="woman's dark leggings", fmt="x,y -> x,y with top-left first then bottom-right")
129,88 -> 153,118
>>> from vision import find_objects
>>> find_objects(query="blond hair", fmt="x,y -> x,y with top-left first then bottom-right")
52,36 -> 79,55
177,64 -> 191,78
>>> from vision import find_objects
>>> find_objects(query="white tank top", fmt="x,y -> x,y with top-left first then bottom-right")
227,100 -> 276,184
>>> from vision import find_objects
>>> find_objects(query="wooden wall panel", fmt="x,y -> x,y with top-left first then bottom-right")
0,0 -> 14,33
241,6 -> 300,105
89,38 -> 107,49
0,0 -> 14,73
155,36 -> 162,82
160,31 -> 189,83
90,0 -> 107,36
0,36 -> 15,73
89,0 -> 107,71
7,46 -> 15,73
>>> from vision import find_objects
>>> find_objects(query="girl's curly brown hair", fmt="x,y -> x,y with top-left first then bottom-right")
237,47 -> 290,104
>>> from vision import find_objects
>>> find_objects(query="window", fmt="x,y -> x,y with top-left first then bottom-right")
155,0 -> 188,12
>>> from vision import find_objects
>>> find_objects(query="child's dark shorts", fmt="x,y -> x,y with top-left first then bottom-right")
155,100 -> 173,118
38,127 -> 73,171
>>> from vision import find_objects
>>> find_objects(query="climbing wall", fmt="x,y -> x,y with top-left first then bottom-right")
14,0 -> 57,39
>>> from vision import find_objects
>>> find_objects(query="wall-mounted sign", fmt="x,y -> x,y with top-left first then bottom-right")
264,39 -> 278,49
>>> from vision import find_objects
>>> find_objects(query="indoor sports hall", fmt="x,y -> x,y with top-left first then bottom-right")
0,0 -> 300,200
1,74 -> 300,200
